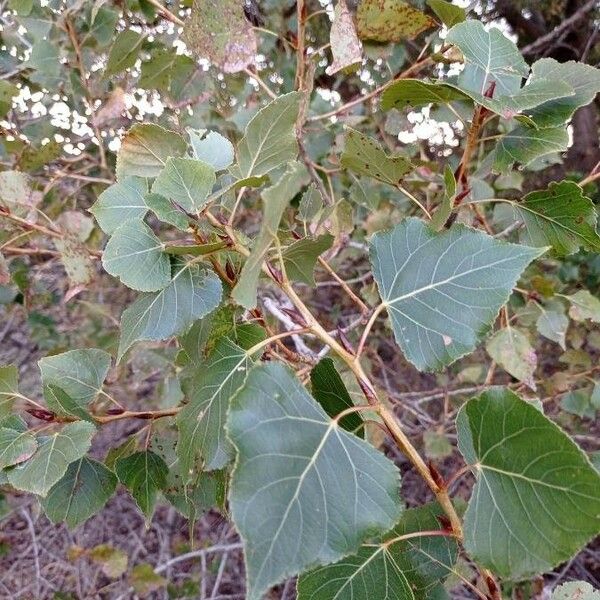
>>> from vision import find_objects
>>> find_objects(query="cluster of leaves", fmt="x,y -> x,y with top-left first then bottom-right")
1,0 -> 600,598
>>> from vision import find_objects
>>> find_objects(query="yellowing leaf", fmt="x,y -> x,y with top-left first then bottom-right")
486,327 -> 537,389
356,0 -> 435,41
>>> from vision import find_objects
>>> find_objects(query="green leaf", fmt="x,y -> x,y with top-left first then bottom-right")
104,29 -> 145,77
44,385 -> 94,422
430,165 -> 456,231
102,220 -> 171,292
326,0 -> 363,76
139,50 -> 176,92
457,388 -> 600,579
39,349 -> 111,407
0,427 -> 37,469
27,40 -> 61,87
552,581 -> 600,600
536,307 -> 568,350
356,0 -> 435,41
183,0 -> 256,74
381,79 -> 466,111
486,327 -> 537,388
561,390 -> 596,420
7,421 -> 96,497
566,290 -> 600,323
228,362 -> 402,600
493,125 -> 569,172
0,366 -> 19,420
510,181 -> 600,255
150,434 -> 226,521
297,503 -> 458,600
0,80 -> 18,118
529,59 -> 600,127
177,338 -> 251,473
298,184 -> 324,222
116,123 -> 186,180
341,127 -> 412,188
118,262 -> 221,361
232,161 -> 309,309
426,0 -> 466,27
144,193 -> 189,230
310,358 -> 364,436
381,79 -> 574,121
188,129 -> 234,171
151,157 -> 216,213
115,450 -> 168,518
369,218 -> 543,371
41,457 -> 117,528
446,21 -> 528,97
105,436 -> 137,470
234,92 -> 302,179
90,177 -> 148,235
282,234 -> 333,285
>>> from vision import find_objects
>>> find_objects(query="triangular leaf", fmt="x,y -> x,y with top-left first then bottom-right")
282,234 -> 333,286
228,362 -> 402,600
102,220 -> 171,292
115,450 -> 168,518
7,421 -> 96,497
39,349 -> 111,407
493,125 -> 569,171
177,338 -> 251,473
90,176 -> 148,235
369,218 -> 543,371
234,92 -> 302,179
511,181 -> 600,255
446,21 -> 528,96
457,388 -> 600,579
151,157 -> 216,213
529,59 -> 600,127
341,127 -> 412,188
41,457 -> 117,528
0,426 -> 37,469
118,262 -> 222,361
298,503 -> 458,600
116,123 -> 186,180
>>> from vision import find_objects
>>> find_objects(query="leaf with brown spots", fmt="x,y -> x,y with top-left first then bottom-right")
356,0 -> 435,42
340,127 -> 412,188
183,0 -> 257,74
326,0 -> 363,75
